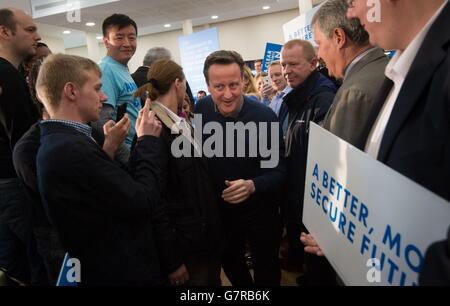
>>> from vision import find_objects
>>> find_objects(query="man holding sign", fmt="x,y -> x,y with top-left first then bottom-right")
302,0 -> 450,285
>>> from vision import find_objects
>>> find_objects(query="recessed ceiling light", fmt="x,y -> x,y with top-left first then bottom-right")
63,30 -> 71,34
96,35 -> 103,40
211,15 -> 219,20
263,6 -> 271,10
164,24 -> 171,28
86,22 -> 96,27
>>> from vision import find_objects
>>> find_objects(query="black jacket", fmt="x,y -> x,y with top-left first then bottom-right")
0,57 -> 39,178
283,70 -> 337,222
12,123 -> 105,284
355,3 -> 450,285
131,66 -> 149,88
356,2 -> 450,203
156,119 -> 224,263
37,122 -> 164,285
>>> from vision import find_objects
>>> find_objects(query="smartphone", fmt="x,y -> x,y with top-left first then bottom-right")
116,103 -> 128,122
263,76 -> 272,86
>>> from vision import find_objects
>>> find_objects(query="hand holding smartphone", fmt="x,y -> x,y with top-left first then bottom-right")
263,76 -> 272,86
116,103 -> 128,122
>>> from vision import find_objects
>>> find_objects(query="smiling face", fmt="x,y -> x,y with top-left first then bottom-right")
281,44 -> 317,89
207,63 -> 244,117
104,24 -> 137,65
268,63 -> 287,92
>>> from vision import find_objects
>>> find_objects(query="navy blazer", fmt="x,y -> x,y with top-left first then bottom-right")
357,2 -> 450,203
37,122 -> 164,285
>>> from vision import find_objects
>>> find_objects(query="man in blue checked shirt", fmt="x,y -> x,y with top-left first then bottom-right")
261,61 -> 291,137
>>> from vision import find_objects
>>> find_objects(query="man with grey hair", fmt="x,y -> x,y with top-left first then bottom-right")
132,47 -> 171,87
132,47 -> 195,104
310,0 -> 389,145
300,0 -> 389,284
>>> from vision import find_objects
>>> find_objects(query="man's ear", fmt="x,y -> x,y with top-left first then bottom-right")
0,25 -> 12,40
63,82 -> 77,101
333,28 -> 347,50
310,56 -> 319,72
103,36 -> 109,49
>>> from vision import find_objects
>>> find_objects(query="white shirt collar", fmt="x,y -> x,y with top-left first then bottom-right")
385,0 -> 448,82
153,101 -> 185,134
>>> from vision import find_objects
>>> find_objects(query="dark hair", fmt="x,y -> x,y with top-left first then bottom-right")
203,50 -> 245,84
0,9 -> 17,33
102,14 -> 138,37
135,59 -> 185,101
37,42 -> 49,48
197,90 -> 207,95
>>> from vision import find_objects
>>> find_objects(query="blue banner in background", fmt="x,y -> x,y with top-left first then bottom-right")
179,28 -> 220,99
262,43 -> 283,73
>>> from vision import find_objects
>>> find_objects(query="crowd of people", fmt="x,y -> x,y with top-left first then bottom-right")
0,0 -> 449,286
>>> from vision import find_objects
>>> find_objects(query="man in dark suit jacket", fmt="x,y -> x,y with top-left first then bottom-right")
346,0 -> 450,284
132,47 -> 195,103
299,0 -> 390,284
35,54 -> 164,285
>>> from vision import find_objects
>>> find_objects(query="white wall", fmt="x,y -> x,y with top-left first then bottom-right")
215,9 -> 298,62
64,9 -> 299,72
65,45 -> 89,58
40,35 -> 66,54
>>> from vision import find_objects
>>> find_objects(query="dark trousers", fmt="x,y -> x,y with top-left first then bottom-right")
286,221 -> 304,268
184,254 -> 222,286
0,178 -> 48,285
221,204 -> 282,286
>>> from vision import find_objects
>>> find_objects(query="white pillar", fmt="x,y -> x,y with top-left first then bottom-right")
183,19 -> 193,36
299,0 -> 313,14
86,33 -> 101,62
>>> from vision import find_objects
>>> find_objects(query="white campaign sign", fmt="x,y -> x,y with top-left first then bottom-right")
282,4 -> 322,43
303,123 -> 450,286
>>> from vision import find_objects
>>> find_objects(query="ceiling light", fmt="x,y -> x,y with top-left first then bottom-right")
164,24 -> 171,28
96,35 -> 103,40
86,22 -> 96,27
211,15 -> 218,20
63,30 -> 71,34
263,6 -> 271,10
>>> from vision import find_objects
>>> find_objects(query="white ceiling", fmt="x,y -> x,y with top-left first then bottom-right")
1,0 -> 324,48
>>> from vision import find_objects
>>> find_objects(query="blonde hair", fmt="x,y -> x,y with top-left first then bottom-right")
135,59 -> 185,101
282,39 -> 317,62
36,54 -> 100,113
243,66 -> 260,99
268,61 -> 281,68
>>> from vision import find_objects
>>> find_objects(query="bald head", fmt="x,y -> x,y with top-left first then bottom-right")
0,8 -> 40,65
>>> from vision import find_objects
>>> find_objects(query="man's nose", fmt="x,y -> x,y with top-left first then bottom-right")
100,91 -> 108,103
122,37 -> 131,47
223,87 -> 233,99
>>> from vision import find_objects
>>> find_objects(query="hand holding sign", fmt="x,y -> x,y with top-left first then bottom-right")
300,232 -> 324,257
